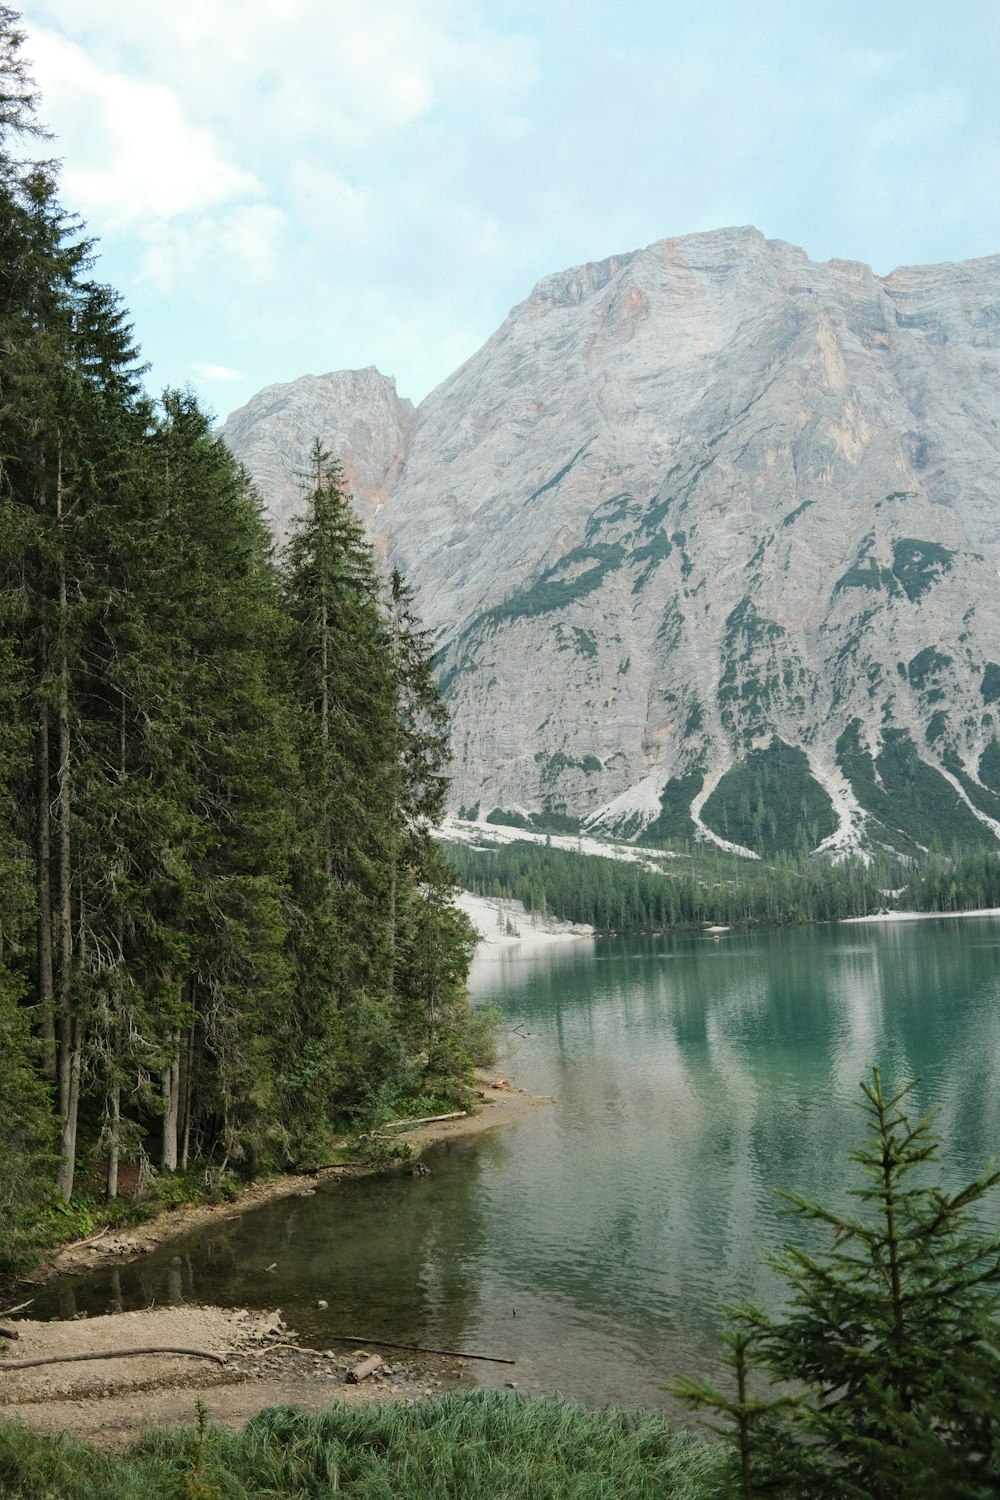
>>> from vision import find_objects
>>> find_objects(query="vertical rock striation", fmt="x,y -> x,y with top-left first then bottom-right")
222,228 -> 1000,855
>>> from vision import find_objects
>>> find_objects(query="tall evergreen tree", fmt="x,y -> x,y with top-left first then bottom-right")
281,445 -> 402,1134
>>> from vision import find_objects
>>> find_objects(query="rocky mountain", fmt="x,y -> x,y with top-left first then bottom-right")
220,226 -> 1000,858
219,367 -> 414,542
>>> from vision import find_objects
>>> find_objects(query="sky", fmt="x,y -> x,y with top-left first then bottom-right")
16,0 -> 1000,423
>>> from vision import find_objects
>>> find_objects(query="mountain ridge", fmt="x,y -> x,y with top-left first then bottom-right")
219,226 -> 1000,857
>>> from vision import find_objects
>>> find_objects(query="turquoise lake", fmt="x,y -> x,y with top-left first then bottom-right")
37,918 -> 1000,1410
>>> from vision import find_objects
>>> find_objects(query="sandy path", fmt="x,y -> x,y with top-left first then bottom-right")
0,1306 -> 480,1447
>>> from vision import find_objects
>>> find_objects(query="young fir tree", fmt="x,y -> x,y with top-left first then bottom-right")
0,5 -> 155,1198
0,535 -> 54,1263
383,564 -> 476,1059
676,1069 -> 1000,1499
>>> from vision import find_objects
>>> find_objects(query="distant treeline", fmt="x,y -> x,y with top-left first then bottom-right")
442,840 -> 904,931
442,838 -> 1000,933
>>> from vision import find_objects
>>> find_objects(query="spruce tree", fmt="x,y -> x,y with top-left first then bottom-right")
677,1069 -> 1000,1498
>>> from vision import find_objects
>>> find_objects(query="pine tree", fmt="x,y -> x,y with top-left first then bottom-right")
676,1069 -> 1000,1498
141,392 -> 295,1173
281,444 -> 401,1133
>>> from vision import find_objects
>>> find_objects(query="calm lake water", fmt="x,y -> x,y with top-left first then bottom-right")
36,918 -> 1000,1409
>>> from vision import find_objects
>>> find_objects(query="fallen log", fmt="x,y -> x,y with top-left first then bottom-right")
0,1345 -> 227,1371
0,1299 -> 34,1319
329,1334 -> 514,1365
346,1352 -> 382,1383
382,1111 -> 467,1130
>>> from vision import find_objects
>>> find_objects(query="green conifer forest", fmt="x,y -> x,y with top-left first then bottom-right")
0,9 -> 483,1265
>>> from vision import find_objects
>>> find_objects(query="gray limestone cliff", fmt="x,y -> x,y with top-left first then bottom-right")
221,227 -> 1000,857
218,367 -> 414,542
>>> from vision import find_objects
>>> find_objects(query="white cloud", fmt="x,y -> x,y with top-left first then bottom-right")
28,27 -> 262,228
24,2 -> 538,155
190,362 -> 246,382
137,203 -> 289,293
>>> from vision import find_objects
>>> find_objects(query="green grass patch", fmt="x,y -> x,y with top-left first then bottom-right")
833,556 -> 898,595
536,751 -> 602,782
980,738 -> 1000,793
584,491 -> 638,539
925,711 -> 949,745
981,662 -> 1000,706
570,626 -> 598,658
637,771 -> 704,844
525,441 -> 593,506
940,749 -> 1000,822
0,1393 -> 726,1500
630,530 -> 673,592
485,807 -> 533,830
481,543 -> 625,625
907,646 -> 953,690
781,498 -> 813,527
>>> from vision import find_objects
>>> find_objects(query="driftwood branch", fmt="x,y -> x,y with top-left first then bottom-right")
0,1346 -> 228,1371
382,1111 -> 467,1130
57,1227 -> 110,1254
0,1299 -> 34,1319
328,1334 -> 514,1365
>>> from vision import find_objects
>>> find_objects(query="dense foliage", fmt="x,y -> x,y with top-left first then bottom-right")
0,11 -> 482,1264
442,837 -> 905,932
676,1071 -> 1000,1498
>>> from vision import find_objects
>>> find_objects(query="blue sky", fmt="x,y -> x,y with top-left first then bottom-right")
18,1 -> 1000,422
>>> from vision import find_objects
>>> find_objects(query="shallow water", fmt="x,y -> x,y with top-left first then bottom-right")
36,918 -> 1000,1408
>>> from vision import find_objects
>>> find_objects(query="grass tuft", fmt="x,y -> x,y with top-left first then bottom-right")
0,1392 -> 728,1499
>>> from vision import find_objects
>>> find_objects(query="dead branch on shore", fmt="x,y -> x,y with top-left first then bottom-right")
382,1111 -> 467,1130
0,1346 -> 228,1371
0,1299 -> 34,1319
327,1334 -> 514,1365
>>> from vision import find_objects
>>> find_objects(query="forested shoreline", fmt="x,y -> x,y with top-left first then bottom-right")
442,835 -> 1000,933
0,13 -> 486,1266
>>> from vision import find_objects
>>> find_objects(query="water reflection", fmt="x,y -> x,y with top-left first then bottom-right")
37,919 -> 1000,1408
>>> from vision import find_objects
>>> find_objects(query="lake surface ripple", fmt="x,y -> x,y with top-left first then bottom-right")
37,919 -> 1000,1409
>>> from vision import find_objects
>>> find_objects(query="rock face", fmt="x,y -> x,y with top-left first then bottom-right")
222,227 -> 1000,856
218,367 -> 414,542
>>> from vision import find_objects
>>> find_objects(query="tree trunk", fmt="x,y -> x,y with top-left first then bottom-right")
106,1080 -> 120,1201
55,504 -> 77,1196
161,1024 -> 181,1170
35,701 -> 55,1078
56,649 -> 72,1125
180,1020 -> 195,1171
320,579 -> 332,879
56,1016 -> 82,1200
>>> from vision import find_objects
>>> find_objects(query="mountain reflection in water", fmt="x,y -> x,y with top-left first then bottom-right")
37,919 -> 1000,1409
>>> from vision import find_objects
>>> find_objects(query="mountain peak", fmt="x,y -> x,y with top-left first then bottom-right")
223,232 -> 1000,856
